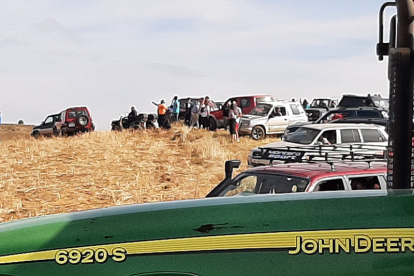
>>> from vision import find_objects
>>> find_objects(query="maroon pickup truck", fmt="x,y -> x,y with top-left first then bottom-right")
209,95 -> 275,130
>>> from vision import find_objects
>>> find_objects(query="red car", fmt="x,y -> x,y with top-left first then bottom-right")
209,95 -> 275,130
207,160 -> 386,197
54,106 -> 95,136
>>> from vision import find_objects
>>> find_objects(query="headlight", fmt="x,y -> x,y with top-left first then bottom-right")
251,149 -> 262,157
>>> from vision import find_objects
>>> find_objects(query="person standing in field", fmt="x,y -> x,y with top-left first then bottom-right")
152,100 -> 168,128
223,101 -> 231,131
234,101 -> 242,142
190,100 -> 200,128
171,96 -> 180,122
228,102 -> 238,142
199,97 -> 210,129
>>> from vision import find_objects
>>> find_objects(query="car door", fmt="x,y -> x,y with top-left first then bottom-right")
267,106 -> 288,133
39,116 -> 55,136
288,103 -> 307,124
339,129 -> 361,145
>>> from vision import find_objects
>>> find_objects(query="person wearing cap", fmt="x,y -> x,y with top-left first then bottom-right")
152,100 -> 168,128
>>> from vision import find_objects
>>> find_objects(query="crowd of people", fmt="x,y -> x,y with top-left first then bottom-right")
150,96 -> 243,142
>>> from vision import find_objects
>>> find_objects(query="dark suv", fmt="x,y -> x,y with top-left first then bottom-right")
54,107 -> 95,136
31,114 -> 61,139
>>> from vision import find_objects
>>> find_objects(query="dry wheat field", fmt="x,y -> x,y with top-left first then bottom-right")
0,125 -> 278,222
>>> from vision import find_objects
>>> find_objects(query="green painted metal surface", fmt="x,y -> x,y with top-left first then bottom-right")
0,191 -> 412,275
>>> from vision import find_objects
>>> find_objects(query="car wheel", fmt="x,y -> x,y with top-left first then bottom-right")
251,126 -> 265,140
53,127 -> 59,137
209,117 -> 217,131
32,131 -> 40,139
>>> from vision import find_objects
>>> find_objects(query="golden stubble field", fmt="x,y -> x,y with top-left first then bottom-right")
0,125 -> 278,222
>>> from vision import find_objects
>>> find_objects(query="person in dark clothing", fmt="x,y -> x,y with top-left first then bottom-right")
185,101 -> 192,126
223,101 -> 230,130
128,106 -> 138,126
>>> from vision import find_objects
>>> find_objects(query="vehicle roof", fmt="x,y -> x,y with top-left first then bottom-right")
331,106 -> 387,111
227,95 -> 275,100
256,101 -> 301,106
244,161 -> 387,182
298,123 -> 384,130
63,106 -> 89,111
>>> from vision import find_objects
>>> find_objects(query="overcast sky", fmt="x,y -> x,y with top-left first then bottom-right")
0,0 -> 394,130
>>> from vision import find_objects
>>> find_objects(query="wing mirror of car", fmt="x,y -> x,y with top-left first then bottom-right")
268,113 -> 275,119
225,160 -> 241,179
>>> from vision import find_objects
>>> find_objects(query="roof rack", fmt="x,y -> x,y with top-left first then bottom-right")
258,144 -> 387,164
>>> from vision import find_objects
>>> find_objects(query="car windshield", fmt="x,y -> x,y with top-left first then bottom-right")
250,104 -> 272,116
310,99 -> 330,108
222,173 -> 309,196
68,110 -> 88,119
286,127 -> 320,144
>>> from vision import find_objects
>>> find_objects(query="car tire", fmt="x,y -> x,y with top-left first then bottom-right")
53,127 -> 59,137
78,116 -> 89,126
251,126 -> 266,140
32,131 -> 40,139
209,117 -> 217,131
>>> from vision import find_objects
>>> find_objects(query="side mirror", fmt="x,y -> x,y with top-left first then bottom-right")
225,160 -> 241,179
41,121 -> 44,124
269,113 -> 275,118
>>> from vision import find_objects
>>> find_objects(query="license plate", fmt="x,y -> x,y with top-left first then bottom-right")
69,123 -> 75,127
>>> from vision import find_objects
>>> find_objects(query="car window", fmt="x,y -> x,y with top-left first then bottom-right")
68,110 -> 88,119
256,97 -> 275,103
240,98 -> 251,108
315,178 -> 345,191
286,127 -> 320,144
289,104 -> 300,115
318,130 -> 337,144
361,129 -> 384,142
224,173 -> 309,196
356,110 -> 381,118
44,116 -> 54,124
250,104 -> 272,116
316,110 -> 353,123
340,129 -> 361,143
278,106 -> 287,116
350,176 -> 382,190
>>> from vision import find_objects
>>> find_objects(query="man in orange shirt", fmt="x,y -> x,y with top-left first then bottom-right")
152,100 -> 168,128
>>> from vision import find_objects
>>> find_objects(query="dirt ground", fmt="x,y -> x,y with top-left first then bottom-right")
0,124 -> 33,142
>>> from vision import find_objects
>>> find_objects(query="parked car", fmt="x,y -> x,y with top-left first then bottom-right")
283,107 -> 389,140
209,95 -> 276,130
53,107 -> 95,136
249,123 -> 388,167
338,94 -> 389,110
178,97 -> 219,120
31,113 -> 61,139
239,101 -> 308,140
31,107 -> 94,138
207,160 -> 386,197
306,97 -> 339,121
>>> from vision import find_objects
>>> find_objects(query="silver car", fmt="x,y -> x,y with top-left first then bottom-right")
239,101 -> 308,140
